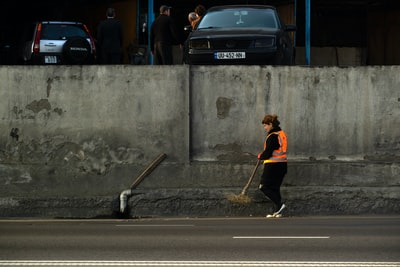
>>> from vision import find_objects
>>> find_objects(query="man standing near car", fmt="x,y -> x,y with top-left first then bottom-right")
150,5 -> 183,65
97,8 -> 123,64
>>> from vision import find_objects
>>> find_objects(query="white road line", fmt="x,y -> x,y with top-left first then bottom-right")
0,261 -> 398,266
233,236 -> 330,239
115,225 -> 195,227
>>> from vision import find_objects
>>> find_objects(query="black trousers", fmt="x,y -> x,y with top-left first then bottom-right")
100,51 -> 121,64
259,162 -> 287,212
154,42 -> 173,65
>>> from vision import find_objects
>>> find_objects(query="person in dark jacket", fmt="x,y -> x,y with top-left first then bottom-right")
150,5 -> 183,65
258,114 -> 288,218
97,8 -> 123,64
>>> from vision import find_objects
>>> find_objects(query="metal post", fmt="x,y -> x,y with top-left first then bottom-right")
294,0 -> 297,47
305,0 -> 311,65
147,0 -> 155,64
136,1 -> 140,45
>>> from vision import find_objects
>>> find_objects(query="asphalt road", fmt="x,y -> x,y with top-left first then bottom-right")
0,216 -> 399,267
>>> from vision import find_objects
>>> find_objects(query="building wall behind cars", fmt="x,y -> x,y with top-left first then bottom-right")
63,1 -> 138,64
367,9 -> 400,65
278,3 -> 400,65
0,65 -> 398,218
2,1 -> 400,66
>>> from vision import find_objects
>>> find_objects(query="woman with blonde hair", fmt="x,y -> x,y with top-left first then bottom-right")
257,114 -> 288,218
188,12 -> 198,28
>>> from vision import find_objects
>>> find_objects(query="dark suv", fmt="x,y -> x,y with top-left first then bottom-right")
19,21 -> 96,65
184,5 -> 296,65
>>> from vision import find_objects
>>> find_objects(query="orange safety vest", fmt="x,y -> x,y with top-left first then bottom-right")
263,130 -> 288,164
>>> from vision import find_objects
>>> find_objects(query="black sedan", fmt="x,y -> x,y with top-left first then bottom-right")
184,5 -> 296,65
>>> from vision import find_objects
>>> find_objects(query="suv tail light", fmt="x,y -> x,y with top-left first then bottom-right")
33,23 -> 42,53
83,24 -> 96,56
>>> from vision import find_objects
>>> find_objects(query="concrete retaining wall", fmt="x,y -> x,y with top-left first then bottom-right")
0,65 -> 399,218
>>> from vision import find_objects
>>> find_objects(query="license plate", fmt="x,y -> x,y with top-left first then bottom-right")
214,52 -> 246,59
44,56 -> 57,64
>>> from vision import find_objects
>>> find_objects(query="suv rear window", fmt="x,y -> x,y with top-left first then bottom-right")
41,24 -> 88,40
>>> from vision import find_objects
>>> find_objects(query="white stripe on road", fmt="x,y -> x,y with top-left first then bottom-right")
233,236 -> 330,239
116,225 -> 195,227
0,261 -> 398,266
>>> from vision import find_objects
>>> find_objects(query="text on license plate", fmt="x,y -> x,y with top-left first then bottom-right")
214,52 -> 246,59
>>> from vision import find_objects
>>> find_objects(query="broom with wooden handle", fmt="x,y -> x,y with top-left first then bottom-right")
227,159 -> 261,204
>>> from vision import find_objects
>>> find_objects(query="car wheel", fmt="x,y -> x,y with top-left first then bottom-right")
62,37 -> 91,64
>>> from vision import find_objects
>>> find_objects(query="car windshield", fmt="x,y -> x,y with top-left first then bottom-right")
41,24 -> 88,40
198,8 -> 278,29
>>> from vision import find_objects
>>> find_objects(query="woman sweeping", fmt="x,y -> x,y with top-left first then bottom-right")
258,114 -> 288,218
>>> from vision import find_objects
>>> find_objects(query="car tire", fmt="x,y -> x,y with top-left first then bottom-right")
62,37 -> 91,64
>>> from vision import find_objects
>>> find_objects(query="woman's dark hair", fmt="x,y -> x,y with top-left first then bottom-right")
194,5 -> 206,17
262,114 -> 280,128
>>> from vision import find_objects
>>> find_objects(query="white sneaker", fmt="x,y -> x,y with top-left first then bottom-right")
275,203 -> 286,214
266,204 -> 286,218
266,213 -> 282,218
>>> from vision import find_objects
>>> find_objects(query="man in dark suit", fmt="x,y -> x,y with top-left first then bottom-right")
97,8 -> 123,64
150,5 -> 183,65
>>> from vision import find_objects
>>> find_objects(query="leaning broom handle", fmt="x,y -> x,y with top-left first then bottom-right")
130,153 -> 167,189
240,159 -> 261,195
240,135 -> 267,195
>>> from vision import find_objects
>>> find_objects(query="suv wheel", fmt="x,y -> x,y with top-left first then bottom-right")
62,37 -> 91,64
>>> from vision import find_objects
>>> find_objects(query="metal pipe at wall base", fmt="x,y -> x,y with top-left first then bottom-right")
120,189 -> 133,213
118,153 -> 167,214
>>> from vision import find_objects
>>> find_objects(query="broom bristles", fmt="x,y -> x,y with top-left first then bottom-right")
226,193 -> 252,204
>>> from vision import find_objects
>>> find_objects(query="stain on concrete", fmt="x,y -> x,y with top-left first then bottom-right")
53,107 -> 64,116
0,135 -> 133,177
214,142 -> 254,162
12,100 -> 63,121
214,143 -> 242,153
264,72 -> 272,100
26,99 -> 51,113
364,153 -> 400,162
9,128 -> 19,141
216,97 -> 234,119
46,138 -> 143,176
0,167 -> 32,185
233,74 -> 241,81
12,106 -> 23,119
57,142 -> 85,162
46,78 -> 52,97
265,72 -> 271,81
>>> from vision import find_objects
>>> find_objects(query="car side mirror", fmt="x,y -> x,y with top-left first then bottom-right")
285,25 -> 297,32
